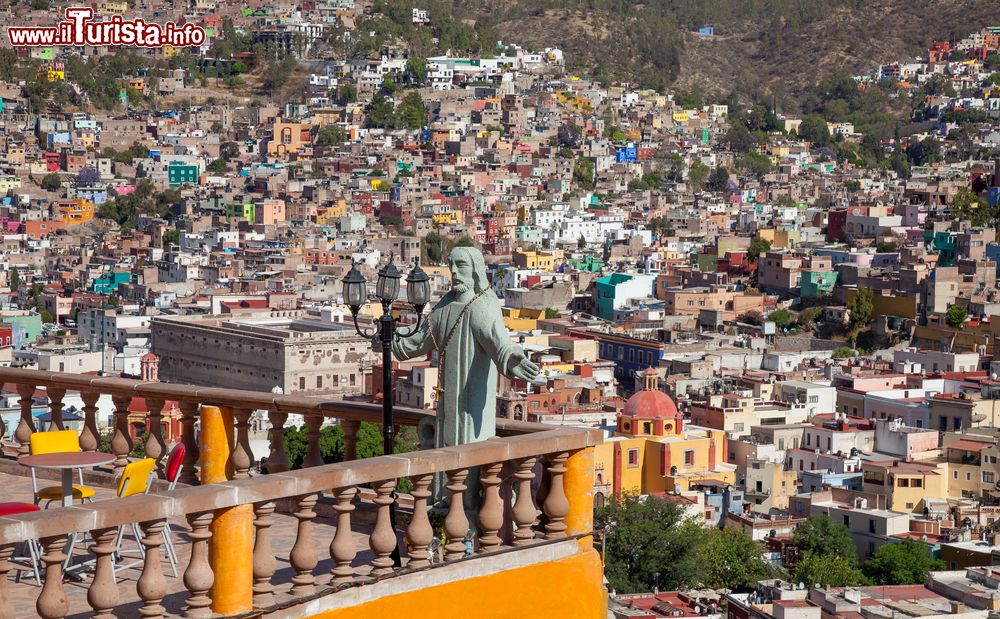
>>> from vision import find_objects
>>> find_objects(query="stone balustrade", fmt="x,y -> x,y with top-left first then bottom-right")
0,367 -> 602,618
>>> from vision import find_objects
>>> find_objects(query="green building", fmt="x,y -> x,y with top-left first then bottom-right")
567,256 -> 605,272
801,270 -> 839,298
226,203 -> 255,220
91,272 -> 131,295
0,312 -> 42,345
167,162 -> 199,187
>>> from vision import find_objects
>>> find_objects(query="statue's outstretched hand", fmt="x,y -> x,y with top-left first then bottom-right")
510,356 -> 540,381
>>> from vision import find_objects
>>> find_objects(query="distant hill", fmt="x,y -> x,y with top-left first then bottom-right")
439,0 -> 1000,107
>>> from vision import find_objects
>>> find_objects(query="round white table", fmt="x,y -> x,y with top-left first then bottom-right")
18,452 -> 115,507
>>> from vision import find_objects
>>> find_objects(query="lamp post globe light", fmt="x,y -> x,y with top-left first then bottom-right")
341,256 -> 431,566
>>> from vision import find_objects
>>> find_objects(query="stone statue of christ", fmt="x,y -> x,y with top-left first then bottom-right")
392,246 -> 539,447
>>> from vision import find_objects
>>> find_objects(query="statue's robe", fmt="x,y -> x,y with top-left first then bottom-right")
392,289 -> 522,448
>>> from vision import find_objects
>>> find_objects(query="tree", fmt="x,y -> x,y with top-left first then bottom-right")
793,515 -> 857,562
706,165 -> 730,193
831,346 -> 854,358
862,539 -> 945,585
337,83 -> 357,105
77,167 -> 101,185
367,94 -> 396,129
687,161 -> 710,191
848,288 -> 873,335
725,122 -> 756,154
544,308 -> 561,319
423,230 -> 445,263
40,173 -> 62,192
797,306 -> 824,330
573,157 -> 596,188
945,304 -> 968,329
578,235 -> 586,249
206,158 -> 227,174
9,267 -> 19,292
738,310 -> 763,325
747,236 -> 771,263
595,493 -> 704,593
694,527 -> 777,591
795,553 -> 866,587
315,124 -> 348,146
768,309 -> 792,330
454,235 -> 475,247
40,310 -> 54,324
736,152 -> 772,179
405,57 -> 427,85
906,137 -> 941,167
798,116 -> 831,146
162,228 -> 180,248
398,92 -> 427,130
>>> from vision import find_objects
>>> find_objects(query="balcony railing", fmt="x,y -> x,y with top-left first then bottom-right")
0,367 -> 602,618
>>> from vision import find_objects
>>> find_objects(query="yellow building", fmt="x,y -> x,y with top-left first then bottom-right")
58,199 -> 94,225
594,369 -> 734,503
502,307 -> 543,331
757,228 -> 800,249
861,460 -> 947,513
512,249 -> 555,271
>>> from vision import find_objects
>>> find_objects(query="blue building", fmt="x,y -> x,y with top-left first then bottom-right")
596,332 -> 666,386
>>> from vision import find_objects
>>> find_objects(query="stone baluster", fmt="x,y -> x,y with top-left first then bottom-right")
184,512 -> 214,618
178,400 -> 201,485
0,544 -> 15,619
15,382 -> 36,456
266,410 -> 290,474
303,415 -> 324,468
252,502 -> 276,607
36,535 -> 69,619
369,479 -> 398,577
477,461 -> 505,552
87,527 -> 120,619
341,419 -> 360,461
111,394 -> 134,473
405,474 -> 434,568
47,386 -> 66,431
444,469 -> 469,561
137,519 -> 168,618
542,452 -> 570,540
289,493 -> 318,596
79,391 -> 101,452
512,456 -> 540,546
330,486 -> 357,585
231,407 -> 253,479
144,398 -> 168,471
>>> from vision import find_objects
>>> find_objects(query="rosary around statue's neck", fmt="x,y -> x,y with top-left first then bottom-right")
430,288 -> 491,401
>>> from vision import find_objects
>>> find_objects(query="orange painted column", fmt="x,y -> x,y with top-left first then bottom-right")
564,447 -> 595,549
200,405 -> 253,615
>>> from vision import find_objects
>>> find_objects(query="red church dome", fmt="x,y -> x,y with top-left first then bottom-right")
622,368 -> 679,419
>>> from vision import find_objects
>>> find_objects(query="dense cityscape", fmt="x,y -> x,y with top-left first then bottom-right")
1,1 -> 1000,618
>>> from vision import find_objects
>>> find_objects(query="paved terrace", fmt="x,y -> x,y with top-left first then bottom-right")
0,367 -> 602,618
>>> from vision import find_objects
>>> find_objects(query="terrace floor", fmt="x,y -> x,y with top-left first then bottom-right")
0,468 -> 383,617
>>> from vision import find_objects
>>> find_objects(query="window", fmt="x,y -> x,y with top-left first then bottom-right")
684,450 -> 695,465
912,478 -> 922,488
808,395 -> 819,404
898,478 -> 909,487
967,472 -> 972,481
869,519 -> 876,533
843,515 -> 849,526
733,423 -> 745,432
806,434 -> 811,446
299,377 -> 306,390
316,376 -> 323,389
906,502 -> 914,509
627,448 -> 639,467
984,472 -> 995,484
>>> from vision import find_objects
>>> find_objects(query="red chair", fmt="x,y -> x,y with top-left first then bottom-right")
0,503 -> 41,583
159,443 -> 186,577
165,442 -> 186,491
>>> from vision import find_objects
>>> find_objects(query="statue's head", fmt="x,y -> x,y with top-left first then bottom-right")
448,246 -> 489,295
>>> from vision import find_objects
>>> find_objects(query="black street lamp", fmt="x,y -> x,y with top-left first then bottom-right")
342,256 -> 430,566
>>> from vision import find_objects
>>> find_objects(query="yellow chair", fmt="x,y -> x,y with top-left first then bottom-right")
28,430 -> 96,507
112,458 -> 168,578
